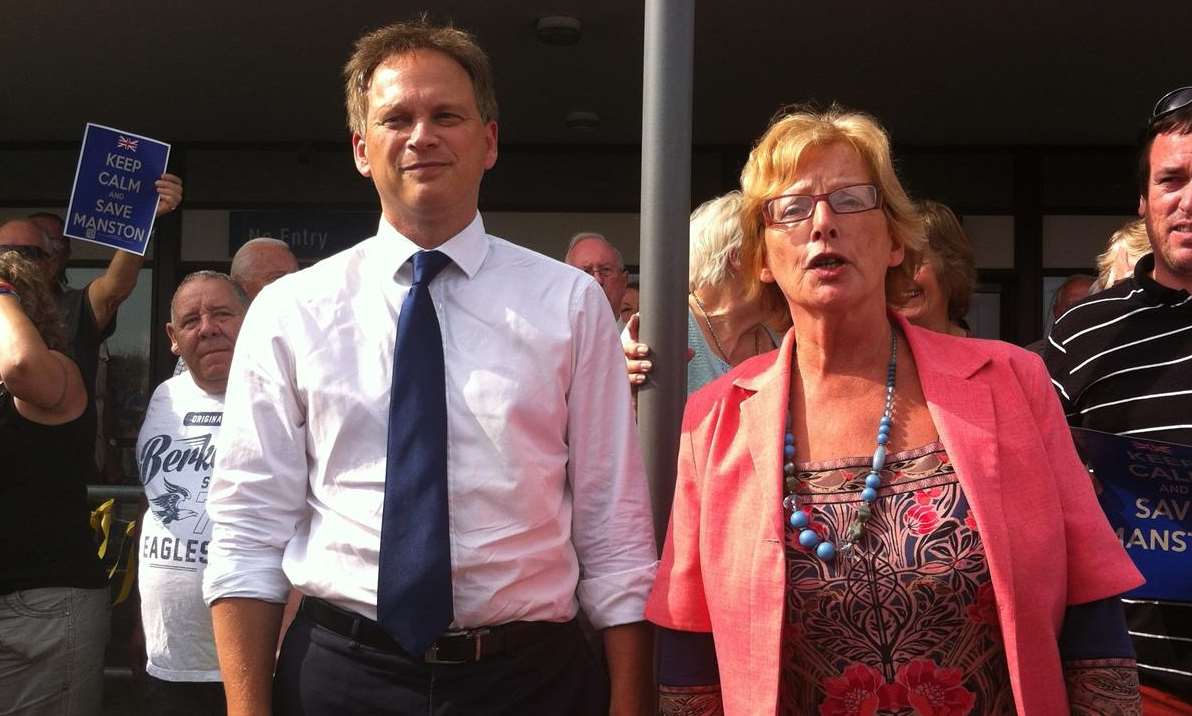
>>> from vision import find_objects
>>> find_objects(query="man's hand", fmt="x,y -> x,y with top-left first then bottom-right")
622,313 -> 695,389
623,314 -> 652,386
154,173 -> 183,217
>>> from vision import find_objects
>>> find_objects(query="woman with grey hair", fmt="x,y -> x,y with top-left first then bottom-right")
626,192 -> 788,395
684,192 -> 786,394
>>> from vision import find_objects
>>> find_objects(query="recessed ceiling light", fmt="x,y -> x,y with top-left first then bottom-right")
565,110 -> 600,130
535,16 -> 582,46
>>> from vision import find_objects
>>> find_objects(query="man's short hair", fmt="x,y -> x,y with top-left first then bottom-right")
170,270 -> 248,323
565,232 -> 624,269
343,17 -> 498,137
0,218 -> 51,251
231,237 -> 294,280
1137,92 -> 1192,196
1051,274 -> 1096,317
27,212 -> 64,232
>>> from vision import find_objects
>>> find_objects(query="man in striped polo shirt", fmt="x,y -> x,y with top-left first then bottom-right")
1044,86 -> 1192,709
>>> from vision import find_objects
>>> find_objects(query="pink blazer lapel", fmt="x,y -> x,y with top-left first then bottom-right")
901,317 -> 1036,711
734,329 -> 794,715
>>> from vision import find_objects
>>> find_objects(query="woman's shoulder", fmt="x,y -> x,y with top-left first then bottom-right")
905,321 -> 1046,375
682,349 -> 780,429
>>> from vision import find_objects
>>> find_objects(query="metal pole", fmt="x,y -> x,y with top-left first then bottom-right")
639,0 -> 694,550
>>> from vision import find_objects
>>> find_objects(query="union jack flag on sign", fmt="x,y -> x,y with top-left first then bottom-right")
116,136 -> 139,151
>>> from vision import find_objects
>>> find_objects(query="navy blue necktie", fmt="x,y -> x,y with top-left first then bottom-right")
377,250 -> 453,656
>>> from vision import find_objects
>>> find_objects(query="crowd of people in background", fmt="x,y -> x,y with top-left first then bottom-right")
1,14 -> 1189,716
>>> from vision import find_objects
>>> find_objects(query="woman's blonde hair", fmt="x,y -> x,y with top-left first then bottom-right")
1095,218 -> 1150,289
0,250 -> 67,352
739,104 -> 925,310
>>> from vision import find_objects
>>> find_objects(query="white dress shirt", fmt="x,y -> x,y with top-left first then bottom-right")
203,215 -> 657,630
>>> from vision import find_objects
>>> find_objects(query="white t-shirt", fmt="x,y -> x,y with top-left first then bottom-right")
137,371 -> 222,682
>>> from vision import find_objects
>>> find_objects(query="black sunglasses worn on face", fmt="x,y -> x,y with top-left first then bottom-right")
0,245 -> 50,261
1152,86 -> 1192,122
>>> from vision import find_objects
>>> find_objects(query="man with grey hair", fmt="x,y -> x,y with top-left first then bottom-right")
229,237 -> 299,301
565,232 -> 629,323
136,271 -> 246,713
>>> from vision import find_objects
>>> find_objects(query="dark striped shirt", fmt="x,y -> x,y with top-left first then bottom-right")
1043,252 -> 1192,698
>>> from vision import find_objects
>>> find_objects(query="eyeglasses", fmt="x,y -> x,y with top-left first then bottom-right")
763,184 -> 882,226
1152,86 -> 1192,123
0,244 -> 49,261
578,264 -> 623,280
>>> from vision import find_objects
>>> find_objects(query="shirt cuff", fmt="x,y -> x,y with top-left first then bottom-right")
577,561 -> 659,630
201,544 -> 291,607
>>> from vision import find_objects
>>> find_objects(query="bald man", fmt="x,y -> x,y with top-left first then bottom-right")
230,237 -> 299,301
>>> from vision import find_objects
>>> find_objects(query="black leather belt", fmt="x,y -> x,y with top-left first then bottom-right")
299,597 -> 571,664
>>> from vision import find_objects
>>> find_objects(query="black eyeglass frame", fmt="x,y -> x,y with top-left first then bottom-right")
1151,86 -> 1192,123
762,184 -> 883,227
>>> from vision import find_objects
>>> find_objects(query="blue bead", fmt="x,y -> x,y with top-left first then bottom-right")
861,487 -> 878,503
877,433 -> 889,445
784,444 -> 795,459
784,432 -> 795,445
865,473 -> 882,489
880,416 -> 892,427
871,446 -> 887,470
816,541 -> 836,560
798,529 -> 820,547
878,424 -> 890,436
790,510 -> 809,529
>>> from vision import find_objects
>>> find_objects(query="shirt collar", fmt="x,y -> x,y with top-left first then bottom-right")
1131,252 -> 1190,306
373,213 -> 489,283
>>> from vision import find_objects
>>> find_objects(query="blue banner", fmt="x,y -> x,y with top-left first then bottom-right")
64,123 -> 170,255
228,210 -> 379,261
1071,428 -> 1192,602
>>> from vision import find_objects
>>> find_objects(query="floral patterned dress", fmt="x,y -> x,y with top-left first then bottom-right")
779,443 -> 1015,716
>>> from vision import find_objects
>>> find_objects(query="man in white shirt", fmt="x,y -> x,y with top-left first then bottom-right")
138,271 -> 246,715
203,19 -> 657,716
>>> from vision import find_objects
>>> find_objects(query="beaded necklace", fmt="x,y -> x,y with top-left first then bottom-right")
782,327 -> 897,561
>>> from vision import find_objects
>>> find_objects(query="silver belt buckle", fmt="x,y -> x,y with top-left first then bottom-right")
423,628 -> 490,664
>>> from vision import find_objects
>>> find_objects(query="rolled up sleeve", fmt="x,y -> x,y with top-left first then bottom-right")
566,281 -> 658,630
202,292 -> 311,607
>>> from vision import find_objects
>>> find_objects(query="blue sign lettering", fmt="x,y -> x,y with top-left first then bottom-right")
1072,428 -> 1192,602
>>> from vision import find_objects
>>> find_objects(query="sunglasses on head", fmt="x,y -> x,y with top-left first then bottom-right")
1151,86 -> 1192,123
0,244 -> 49,261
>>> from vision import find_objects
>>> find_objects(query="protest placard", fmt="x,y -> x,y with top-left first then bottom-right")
64,123 -> 170,255
1072,428 -> 1192,601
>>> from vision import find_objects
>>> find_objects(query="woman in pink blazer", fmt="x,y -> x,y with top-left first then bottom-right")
645,106 -> 1143,715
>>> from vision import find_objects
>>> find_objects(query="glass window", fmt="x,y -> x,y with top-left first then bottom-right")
65,267 -> 153,485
